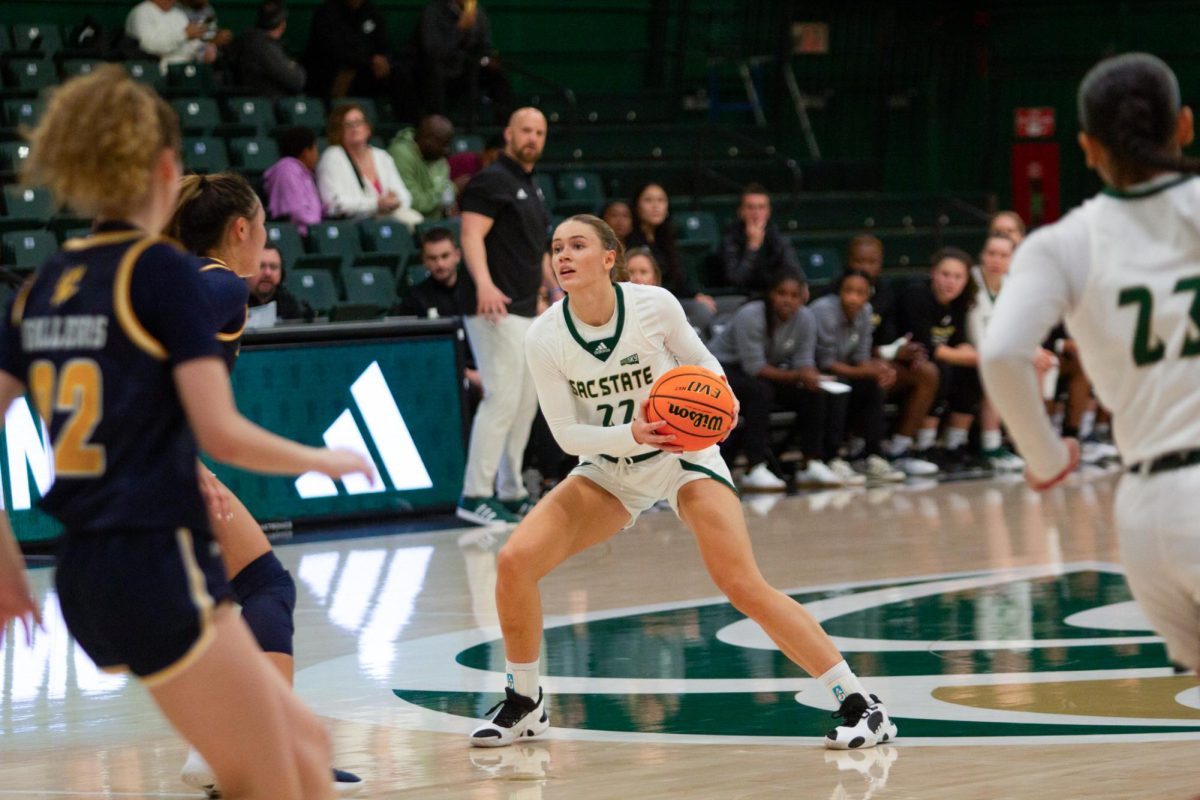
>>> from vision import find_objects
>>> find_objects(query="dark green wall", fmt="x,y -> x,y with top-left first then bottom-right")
5,1 -> 1200,209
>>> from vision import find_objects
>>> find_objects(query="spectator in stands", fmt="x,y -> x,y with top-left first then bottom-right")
394,227 -> 483,389
232,1 -> 306,98
316,103 -> 423,228
263,126 -> 322,234
709,269 -> 850,490
601,200 -> 633,244
388,114 -> 455,221
449,134 -> 502,190
245,246 -> 314,328
811,270 -> 905,482
414,0 -> 512,122
897,247 -> 983,473
627,183 -> 716,315
179,0 -> 233,47
125,0 -> 217,71
988,210 -> 1026,245
304,0 -> 410,112
848,234 -> 939,476
620,246 -> 662,286
721,183 -> 802,294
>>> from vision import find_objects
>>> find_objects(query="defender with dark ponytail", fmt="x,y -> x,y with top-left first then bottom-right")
984,53 -> 1200,679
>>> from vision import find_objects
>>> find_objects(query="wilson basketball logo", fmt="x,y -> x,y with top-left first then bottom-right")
646,365 -> 736,451
666,402 -> 724,431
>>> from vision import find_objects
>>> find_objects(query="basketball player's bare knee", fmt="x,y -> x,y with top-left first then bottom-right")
495,543 -> 537,589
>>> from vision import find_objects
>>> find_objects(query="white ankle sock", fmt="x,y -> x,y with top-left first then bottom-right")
982,429 -> 1002,451
944,427 -> 969,450
915,428 -> 937,451
506,659 -> 540,700
888,434 -> 913,455
818,660 -> 867,705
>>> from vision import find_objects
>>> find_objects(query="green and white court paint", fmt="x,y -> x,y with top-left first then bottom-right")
296,562 -> 1200,745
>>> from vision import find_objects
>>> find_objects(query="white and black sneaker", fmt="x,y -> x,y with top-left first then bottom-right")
181,748 -> 364,797
824,693 -> 898,750
470,687 -> 550,747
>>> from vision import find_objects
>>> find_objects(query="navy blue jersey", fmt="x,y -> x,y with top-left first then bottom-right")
192,255 -> 249,372
0,223 -> 224,533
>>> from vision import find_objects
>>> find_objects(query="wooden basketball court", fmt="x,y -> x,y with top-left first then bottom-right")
3,467 -> 1197,799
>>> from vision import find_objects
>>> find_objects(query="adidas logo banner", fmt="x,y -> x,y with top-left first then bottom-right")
593,342 -> 610,355
295,361 -> 433,498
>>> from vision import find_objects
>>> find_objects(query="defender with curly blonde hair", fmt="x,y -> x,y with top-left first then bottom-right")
0,67 -> 371,800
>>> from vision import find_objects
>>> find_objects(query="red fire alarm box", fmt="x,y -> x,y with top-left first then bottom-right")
1015,107 -> 1056,138
1012,142 -> 1060,227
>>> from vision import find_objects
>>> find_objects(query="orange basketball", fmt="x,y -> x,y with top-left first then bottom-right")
646,365 -> 735,451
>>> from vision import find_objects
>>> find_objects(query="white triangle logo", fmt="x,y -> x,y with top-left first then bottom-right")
295,362 -> 433,498
593,342 -> 610,354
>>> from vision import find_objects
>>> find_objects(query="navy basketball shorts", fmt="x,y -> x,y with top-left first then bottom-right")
55,527 -> 234,687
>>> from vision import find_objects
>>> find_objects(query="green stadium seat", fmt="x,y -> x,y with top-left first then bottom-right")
171,98 -> 221,134
5,56 -> 55,91
555,170 -> 604,215
307,220 -> 361,261
343,265 -> 398,309
10,23 -> 62,55
60,58 -> 103,80
2,97 -> 42,128
676,211 -> 721,248
450,134 -> 484,154
276,96 -> 325,129
58,226 -> 93,244
229,137 -> 280,172
227,97 -> 276,131
181,137 -> 229,174
265,222 -> 304,267
124,60 -> 162,89
166,62 -> 214,93
287,268 -> 339,314
2,229 -> 56,269
0,141 -> 31,174
358,218 -> 414,258
794,248 -> 842,288
404,265 -> 430,290
3,185 -> 54,221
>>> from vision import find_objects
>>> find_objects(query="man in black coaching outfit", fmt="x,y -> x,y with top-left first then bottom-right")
455,107 -> 552,525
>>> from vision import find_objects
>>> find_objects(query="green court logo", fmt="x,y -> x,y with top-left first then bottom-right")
391,565 -> 1200,744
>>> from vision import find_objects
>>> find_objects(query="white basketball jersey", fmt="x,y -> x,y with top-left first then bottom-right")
525,282 -> 722,460
1067,175 -> 1200,463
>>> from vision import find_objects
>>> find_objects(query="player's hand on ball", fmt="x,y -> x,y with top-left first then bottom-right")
633,399 -> 683,453
1025,437 -> 1080,491
321,448 -> 380,486
719,375 -> 739,441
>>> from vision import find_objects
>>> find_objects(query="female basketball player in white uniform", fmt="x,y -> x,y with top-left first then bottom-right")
981,52 -> 1200,673
469,215 -> 897,750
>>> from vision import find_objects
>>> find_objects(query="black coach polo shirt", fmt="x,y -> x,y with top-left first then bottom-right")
456,152 -> 550,318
